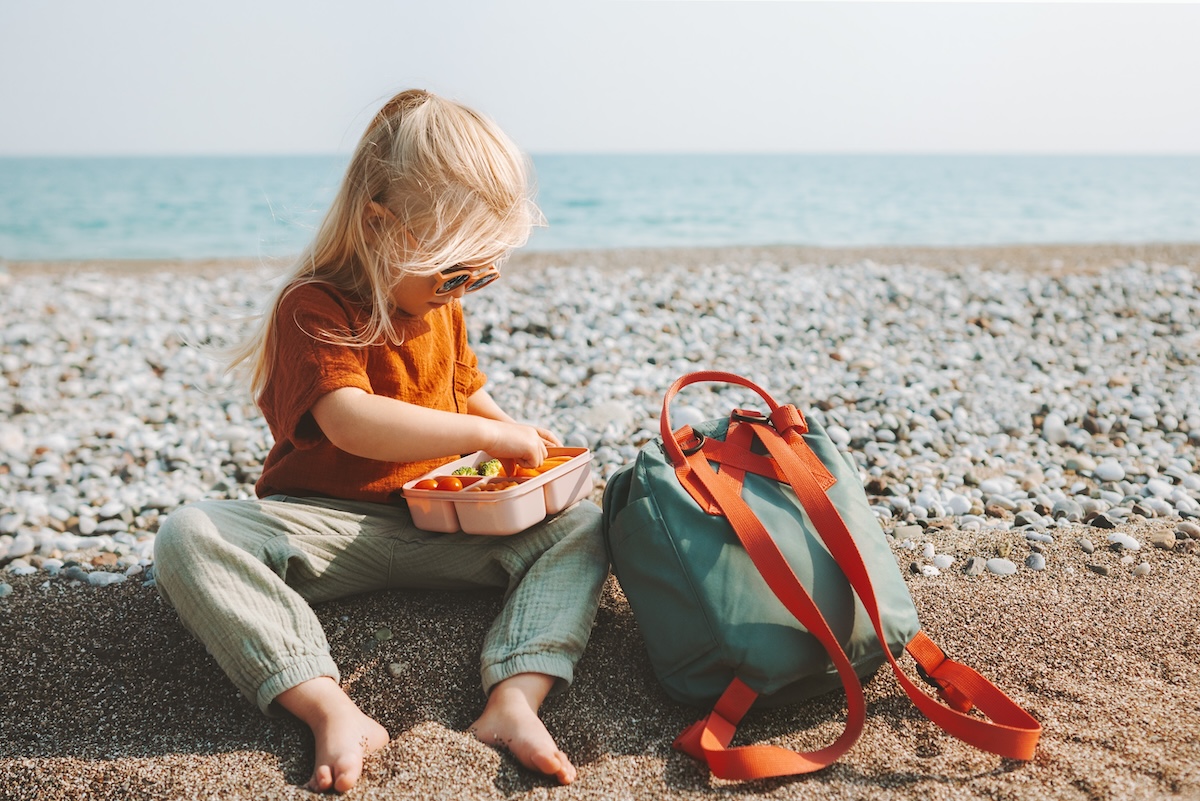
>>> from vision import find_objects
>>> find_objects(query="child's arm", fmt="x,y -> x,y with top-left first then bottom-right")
466,388 -> 561,447
311,387 -> 549,467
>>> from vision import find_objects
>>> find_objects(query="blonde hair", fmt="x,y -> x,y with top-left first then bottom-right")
229,89 -> 542,397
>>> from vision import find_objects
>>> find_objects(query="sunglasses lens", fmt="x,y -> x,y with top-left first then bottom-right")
466,272 -> 499,292
437,273 -> 471,294
436,265 -> 498,295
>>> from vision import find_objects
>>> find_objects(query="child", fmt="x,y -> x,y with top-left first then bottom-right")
153,89 -> 608,793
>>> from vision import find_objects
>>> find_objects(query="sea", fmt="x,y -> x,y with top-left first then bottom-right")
1,154 -> 1198,261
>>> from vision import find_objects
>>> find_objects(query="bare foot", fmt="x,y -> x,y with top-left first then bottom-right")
277,677 -> 390,793
470,673 -> 576,785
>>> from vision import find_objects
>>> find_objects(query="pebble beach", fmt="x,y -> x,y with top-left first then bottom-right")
2,243 -> 1200,800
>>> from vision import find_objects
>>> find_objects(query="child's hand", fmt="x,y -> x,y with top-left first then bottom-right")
484,420 -> 551,469
535,426 -> 561,447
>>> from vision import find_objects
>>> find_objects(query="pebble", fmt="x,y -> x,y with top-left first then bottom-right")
1078,537 -> 1096,554
1177,521 -> 1200,540
1087,564 -> 1111,576
990,498 -> 1020,515
3,259 -> 1200,587
985,558 -> 1018,576
1145,479 -> 1174,498
1052,499 -> 1084,522
1133,562 -> 1152,577
1094,460 -> 1126,482
963,557 -> 985,576
1065,455 -> 1097,472
5,559 -> 37,577
63,566 -> 90,582
1013,511 -> 1044,528
946,495 -> 972,516
1025,553 -> 1047,571
1143,498 -> 1173,516
0,582 -> 11,597
1107,533 -> 1142,551
1150,531 -> 1177,550
6,533 -> 34,560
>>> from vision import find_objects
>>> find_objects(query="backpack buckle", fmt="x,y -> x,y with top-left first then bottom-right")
914,660 -> 944,690
680,432 -> 706,456
730,408 -> 769,424
914,653 -> 975,713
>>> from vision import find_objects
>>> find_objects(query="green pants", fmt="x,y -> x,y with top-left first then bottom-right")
153,495 -> 608,715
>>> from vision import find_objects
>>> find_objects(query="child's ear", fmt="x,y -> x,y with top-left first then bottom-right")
363,202 -> 408,251
363,201 -> 393,229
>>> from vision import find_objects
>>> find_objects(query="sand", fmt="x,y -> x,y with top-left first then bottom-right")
2,243 -> 1200,800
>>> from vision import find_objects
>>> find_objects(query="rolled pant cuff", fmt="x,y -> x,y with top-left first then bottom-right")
255,655 -> 342,716
481,653 -> 575,697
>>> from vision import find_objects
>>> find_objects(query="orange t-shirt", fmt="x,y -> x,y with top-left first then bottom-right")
255,282 -> 486,504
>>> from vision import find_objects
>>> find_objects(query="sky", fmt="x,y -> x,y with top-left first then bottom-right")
1,1 -> 1198,156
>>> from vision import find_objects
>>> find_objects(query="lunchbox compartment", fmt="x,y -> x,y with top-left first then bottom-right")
464,477 -> 528,493
455,480 -> 546,535
543,461 -> 592,514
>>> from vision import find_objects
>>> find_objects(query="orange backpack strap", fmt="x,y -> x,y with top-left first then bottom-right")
670,441 -> 868,779
744,419 -> 1042,761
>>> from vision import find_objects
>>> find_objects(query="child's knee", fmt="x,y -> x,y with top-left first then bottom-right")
563,501 -> 605,551
153,504 -> 223,601
155,504 -> 218,563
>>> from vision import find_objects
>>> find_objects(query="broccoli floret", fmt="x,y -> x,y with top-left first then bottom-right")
477,459 -> 503,477
451,466 -> 478,476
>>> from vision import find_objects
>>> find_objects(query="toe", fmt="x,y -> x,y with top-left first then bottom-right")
307,764 -> 334,793
528,748 -> 576,784
332,755 -> 363,793
555,751 -> 577,785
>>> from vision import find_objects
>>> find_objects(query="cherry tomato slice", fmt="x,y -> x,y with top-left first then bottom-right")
434,476 -> 464,491
413,479 -> 439,491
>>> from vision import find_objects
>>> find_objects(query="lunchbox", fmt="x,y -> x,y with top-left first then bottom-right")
401,447 -> 594,536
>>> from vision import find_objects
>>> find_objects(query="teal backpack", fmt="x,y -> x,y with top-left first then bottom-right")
600,371 -> 1040,780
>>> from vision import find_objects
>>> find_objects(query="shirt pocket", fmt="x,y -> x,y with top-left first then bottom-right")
453,358 -> 475,413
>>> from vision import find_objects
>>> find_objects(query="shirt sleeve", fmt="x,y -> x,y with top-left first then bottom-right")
260,284 -> 374,449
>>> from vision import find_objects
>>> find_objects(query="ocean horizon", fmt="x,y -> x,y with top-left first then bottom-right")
1,153 -> 1198,261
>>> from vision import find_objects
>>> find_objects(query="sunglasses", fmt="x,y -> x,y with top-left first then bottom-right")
436,263 -> 500,295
